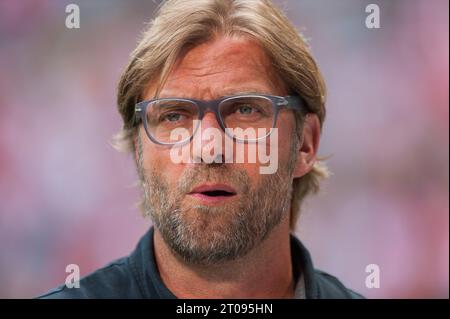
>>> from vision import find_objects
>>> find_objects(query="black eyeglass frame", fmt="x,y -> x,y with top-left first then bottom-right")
134,94 -> 306,145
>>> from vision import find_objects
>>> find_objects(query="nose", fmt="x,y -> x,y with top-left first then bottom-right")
200,111 -> 222,131
191,111 -> 229,164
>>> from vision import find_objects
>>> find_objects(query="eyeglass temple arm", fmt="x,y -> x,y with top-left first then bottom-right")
134,101 -> 148,124
281,96 -> 306,112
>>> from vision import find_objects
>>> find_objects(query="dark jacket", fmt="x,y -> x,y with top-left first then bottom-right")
38,227 -> 364,299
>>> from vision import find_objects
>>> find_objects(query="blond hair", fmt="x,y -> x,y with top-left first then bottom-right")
115,0 -> 329,229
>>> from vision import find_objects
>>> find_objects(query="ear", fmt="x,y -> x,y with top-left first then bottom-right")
292,113 -> 321,178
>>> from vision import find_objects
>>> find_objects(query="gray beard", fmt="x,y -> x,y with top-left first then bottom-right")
137,136 -> 297,266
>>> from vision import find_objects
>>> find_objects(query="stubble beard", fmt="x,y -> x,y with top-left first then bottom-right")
137,135 -> 298,266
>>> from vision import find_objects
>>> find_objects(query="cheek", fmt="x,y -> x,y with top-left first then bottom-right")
139,127 -> 185,182
275,112 -> 297,159
234,162 -> 262,181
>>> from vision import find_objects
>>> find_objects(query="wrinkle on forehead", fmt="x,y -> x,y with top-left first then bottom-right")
144,35 -> 287,100
173,36 -> 268,73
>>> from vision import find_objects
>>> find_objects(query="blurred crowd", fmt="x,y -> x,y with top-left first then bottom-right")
0,0 -> 448,298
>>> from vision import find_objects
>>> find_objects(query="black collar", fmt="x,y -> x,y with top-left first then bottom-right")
128,226 -> 318,299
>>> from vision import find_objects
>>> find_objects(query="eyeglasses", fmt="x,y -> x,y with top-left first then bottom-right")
135,94 -> 305,145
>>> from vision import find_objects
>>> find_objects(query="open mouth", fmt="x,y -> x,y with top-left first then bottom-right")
188,184 -> 237,202
200,190 -> 235,197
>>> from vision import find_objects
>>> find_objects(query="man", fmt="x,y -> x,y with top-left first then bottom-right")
40,0 -> 363,299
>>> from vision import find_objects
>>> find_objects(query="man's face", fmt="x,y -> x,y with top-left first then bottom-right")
137,36 -> 300,265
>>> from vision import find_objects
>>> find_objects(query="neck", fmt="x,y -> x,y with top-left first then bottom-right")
153,218 -> 295,299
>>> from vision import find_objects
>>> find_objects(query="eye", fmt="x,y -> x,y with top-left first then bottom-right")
236,105 -> 259,115
161,112 -> 185,122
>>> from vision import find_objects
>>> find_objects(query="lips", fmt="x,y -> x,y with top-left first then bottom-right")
187,184 -> 237,203
189,184 -> 237,196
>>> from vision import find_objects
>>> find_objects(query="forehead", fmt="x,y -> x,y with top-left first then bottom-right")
144,36 -> 286,99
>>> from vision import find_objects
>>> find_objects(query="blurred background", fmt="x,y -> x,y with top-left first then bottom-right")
0,0 -> 448,298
